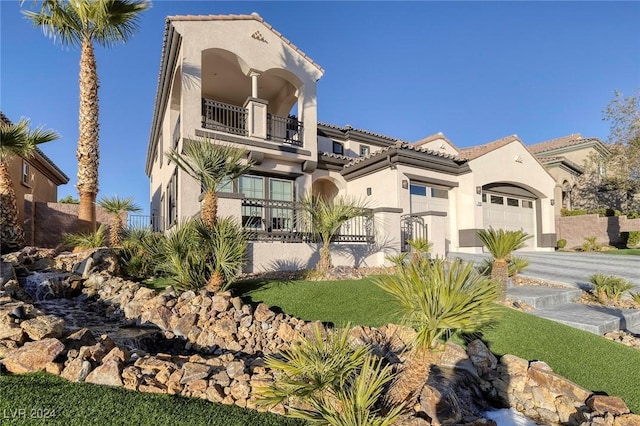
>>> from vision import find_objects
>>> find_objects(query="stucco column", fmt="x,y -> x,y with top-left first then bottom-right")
250,71 -> 260,98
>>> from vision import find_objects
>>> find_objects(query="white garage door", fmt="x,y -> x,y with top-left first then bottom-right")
482,192 -> 535,248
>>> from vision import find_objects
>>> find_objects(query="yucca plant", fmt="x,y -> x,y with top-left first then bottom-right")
97,195 -> 141,247
299,193 -> 369,272
256,326 -> 403,426
193,217 -> 248,292
588,273 -> 634,302
631,292 -> 640,306
375,258 -> 499,405
118,228 -> 163,279
477,227 -> 531,301
407,238 -> 433,265
385,253 -> 408,269
62,224 -> 107,250
166,138 -> 252,229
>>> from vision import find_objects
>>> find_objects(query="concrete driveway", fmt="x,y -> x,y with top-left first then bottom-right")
448,251 -> 640,290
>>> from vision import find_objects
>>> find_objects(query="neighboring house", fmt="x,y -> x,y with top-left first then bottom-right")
528,134 -> 610,215
0,111 -> 69,227
145,13 -> 557,271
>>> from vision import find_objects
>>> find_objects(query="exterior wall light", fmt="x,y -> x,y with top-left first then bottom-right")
476,186 -> 482,195
551,199 -> 555,206
366,187 -> 372,196
401,180 -> 408,189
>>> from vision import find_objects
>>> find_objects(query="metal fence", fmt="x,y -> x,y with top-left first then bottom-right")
127,215 -> 164,232
201,98 -> 248,136
266,114 -> 303,146
241,198 -> 373,243
400,214 -> 428,252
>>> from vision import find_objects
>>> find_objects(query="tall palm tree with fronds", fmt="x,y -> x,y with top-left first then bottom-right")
299,193 -> 369,273
166,138 -> 253,229
0,117 -> 59,253
97,195 -> 141,246
24,0 -> 151,231
375,258 -> 499,407
477,227 -> 531,301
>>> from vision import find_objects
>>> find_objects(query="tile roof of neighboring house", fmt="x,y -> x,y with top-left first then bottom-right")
458,135 -> 520,160
414,132 -> 458,150
318,122 -> 402,143
167,13 -> 324,73
0,111 -> 69,183
527,133 -> 604,154
344,140 -> 463,169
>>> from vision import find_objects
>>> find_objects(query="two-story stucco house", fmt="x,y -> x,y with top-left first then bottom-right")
528,134 -> 610,215
145,13 -> 558,272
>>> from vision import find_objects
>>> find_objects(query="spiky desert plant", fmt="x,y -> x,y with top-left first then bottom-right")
299,193 -> 369,272
631,292 -> 640,306
63,224 -> 107,250
582,236 -> 601,252
166,138 -> 252,229
0,117 -> 58,252
480,256 -> 530,278
375,258 -> 499,406
477,227 -> 532,301
118,227 -> 163,279
407,238 -> 433,265
257,326 -> 404,426
193,216 -> 248,292
588,273 -> 634,302
97,195 -> 141,246
24,0 -> 151,231
385,253 -> 408,269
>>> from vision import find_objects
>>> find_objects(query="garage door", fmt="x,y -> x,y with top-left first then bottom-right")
482,192 -> 535,248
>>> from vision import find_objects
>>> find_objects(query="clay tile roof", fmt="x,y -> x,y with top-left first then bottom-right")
319,151 -> 350,161
414,132 -> 458,150
317,121 -> 401,142
343,140 -> 463,169
0,111 -> 69,183
167,13 -> 323,73
527,134 -> 587,154
458,135 -> 520,160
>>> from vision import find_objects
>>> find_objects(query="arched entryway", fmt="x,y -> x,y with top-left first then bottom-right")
312,177 -> 340,202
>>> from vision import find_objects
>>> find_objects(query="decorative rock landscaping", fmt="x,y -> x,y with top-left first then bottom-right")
1,247 -> 639,425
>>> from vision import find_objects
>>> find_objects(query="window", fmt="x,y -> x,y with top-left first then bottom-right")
430,188 -> 448,199
410,184 -> 427,196
359,145 -> 370,156
332,141 -> 344,155
270,179 -> 294,230
522,200 -> 534,209
240,175 -> 264,229
167,170 -> 178,227
490,195 -> 504,205
507,198 -> 519,207
218,177 -> 233,193
157,131 -> 163,168
237,175 -> 296,230
21,160 -> 30,186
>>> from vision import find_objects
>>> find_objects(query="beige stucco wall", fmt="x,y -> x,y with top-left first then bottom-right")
418,138 -> 459,157
344,167 -> 400,210
9,155 -> 59,227
458,141 -> 556,252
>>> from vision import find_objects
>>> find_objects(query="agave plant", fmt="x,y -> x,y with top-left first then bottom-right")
477,227 -> 531,301
62,224 -> 108,250
375,258 -> 499,405
256,326 -> 404,426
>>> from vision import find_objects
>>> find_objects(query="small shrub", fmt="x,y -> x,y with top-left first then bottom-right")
385,253 -> 408,268
621,231 -> 640,249
62,225 -> 107,250
557,239 -> 567,249
582,236 -> 601,252
631,292 -> 640,306
588,273 -> 634,302
256,326 -> 404,426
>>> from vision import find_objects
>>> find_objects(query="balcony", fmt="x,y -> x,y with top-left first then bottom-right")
201,98 -> 303,146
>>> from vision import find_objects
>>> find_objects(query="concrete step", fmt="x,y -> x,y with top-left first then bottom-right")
507,286 -> 583,309
531,303 -> 640,335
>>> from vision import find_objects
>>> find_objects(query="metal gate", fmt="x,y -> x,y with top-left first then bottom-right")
400,214 -> 428,252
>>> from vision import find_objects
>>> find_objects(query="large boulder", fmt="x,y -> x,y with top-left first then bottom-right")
20,315 -> 65,340
2,338 -> 65,373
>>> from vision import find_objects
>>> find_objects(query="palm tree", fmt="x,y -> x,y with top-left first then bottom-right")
0,118 -> 59,253
375,258 -> 499,406
476,227 -> 532,301
299,193 -> 369,272
166,138 -> 252,229
407,238 -> 433,265
97,195 -> 141,247
24,0 -> 151,231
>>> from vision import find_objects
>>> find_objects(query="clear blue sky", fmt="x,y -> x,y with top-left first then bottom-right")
2,1 -> 639,215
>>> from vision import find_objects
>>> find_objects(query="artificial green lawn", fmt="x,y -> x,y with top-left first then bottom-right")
237,276 -> 640,413
0,372 -> 303,426
603,248 -> 640,256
